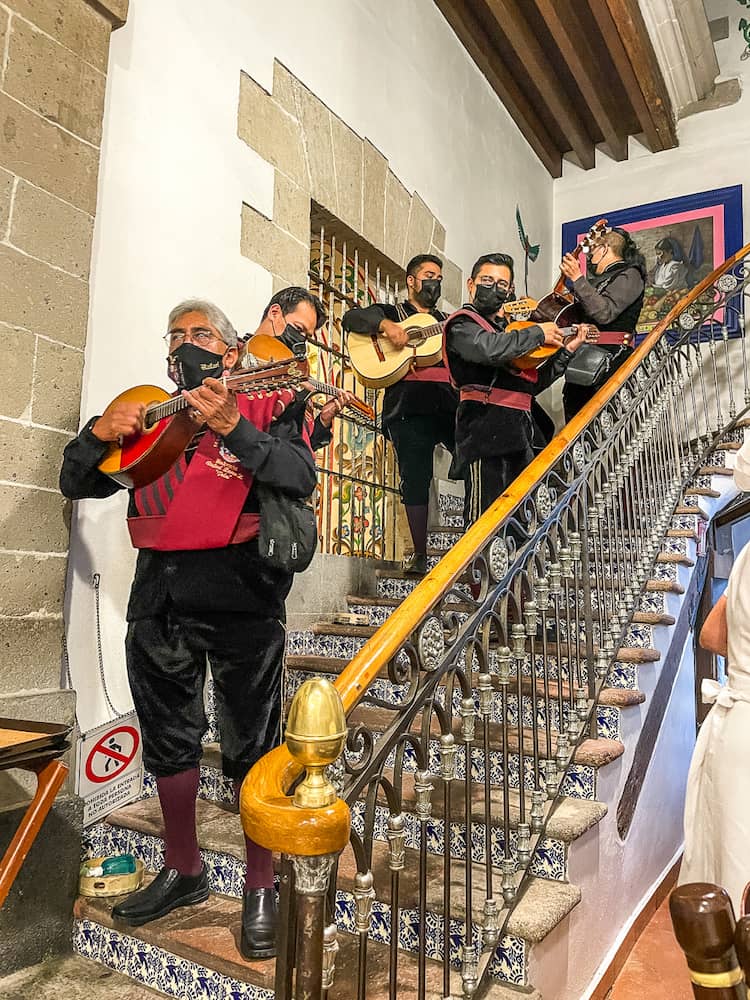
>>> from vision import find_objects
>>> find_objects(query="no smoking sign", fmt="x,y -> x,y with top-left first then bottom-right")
77,714 -> 143,825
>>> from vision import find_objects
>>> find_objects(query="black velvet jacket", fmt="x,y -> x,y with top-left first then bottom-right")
445,305 -> 574,467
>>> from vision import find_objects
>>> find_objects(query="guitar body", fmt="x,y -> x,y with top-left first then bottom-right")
506,295 -> 584,370
98,385 -> 202,489
347,313 -> 443,389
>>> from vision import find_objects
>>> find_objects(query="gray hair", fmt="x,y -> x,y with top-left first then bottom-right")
167,299 -> 238,348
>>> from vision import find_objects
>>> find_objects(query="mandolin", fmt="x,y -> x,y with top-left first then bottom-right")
505,218 -> 610,370
346,312 -> 445,390
243,334 -> 374,423
98,356 -> 310,489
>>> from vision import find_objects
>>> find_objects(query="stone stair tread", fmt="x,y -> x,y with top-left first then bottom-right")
347,702 -> 624,768
311,622 -> 379,638
384,770 -> 607,843
337,836 -> 581,944
631,610 -> 676,626
646,579 -> 685,594
675,504 -> 707,518
687,485 -> 721,498
699,465 -> 734,476
516,676 -> 646,708
656,552 -> 695,566
666,528 -> 697,539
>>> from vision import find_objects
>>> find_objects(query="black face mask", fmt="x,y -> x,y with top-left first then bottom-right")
415,278 -> 442,309
473,283 -> 508,316
279,324 -> 308,357
168,342 -> 226,390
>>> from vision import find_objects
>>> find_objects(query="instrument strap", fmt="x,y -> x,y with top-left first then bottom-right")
459,385 -> 533,411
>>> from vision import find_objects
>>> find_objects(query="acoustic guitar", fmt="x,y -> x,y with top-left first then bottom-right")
243,334 -> 375,423
505,218 -> 610,370
98,356 -> 309,489
346,312 -> 444,390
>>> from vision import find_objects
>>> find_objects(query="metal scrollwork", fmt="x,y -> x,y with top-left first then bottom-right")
717,272 -> 738,293
535,483 -> 552,519
417,616 -> 445,673
291,852 -> 337,896
488,535 -> 509,582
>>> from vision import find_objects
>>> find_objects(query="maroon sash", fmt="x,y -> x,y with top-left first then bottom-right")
442,308 -> 540,389
403,366 -> 452,383
127,389 -> 297,552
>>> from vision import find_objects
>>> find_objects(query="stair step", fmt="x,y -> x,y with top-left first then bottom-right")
388,770 -> 607,843
656,552 -> 695,567
348,702 -> 624,770
517,677 -> 646,709
311,622 -> 378,638
646,579 -> 685,594
699,465 -> 734,476
675,504 -> 707,518
687,485 -> 721,498
335,835 -> 582,945
76,887 -> 484,999
666,528 -> 698,540
631,610 -> 676,626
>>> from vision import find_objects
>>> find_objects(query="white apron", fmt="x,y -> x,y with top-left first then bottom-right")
679,542 -> 750,913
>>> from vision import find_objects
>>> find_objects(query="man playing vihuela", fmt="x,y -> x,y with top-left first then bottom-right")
247,284 -> 355,450
60,300 -> 317,960
343,254 -> 457,576
443,253 -> 590,527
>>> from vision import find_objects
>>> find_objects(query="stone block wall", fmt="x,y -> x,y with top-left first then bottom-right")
0,0 -> 125,708
237,61 -> 464,306
0,0 -> 126,975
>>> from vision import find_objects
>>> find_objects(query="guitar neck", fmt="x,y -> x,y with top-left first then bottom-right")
405,321 -> 444,343
307,379 -> 374,421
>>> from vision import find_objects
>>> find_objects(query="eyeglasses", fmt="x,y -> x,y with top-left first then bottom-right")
475,277 -> 511,291
163,330 -> 224,349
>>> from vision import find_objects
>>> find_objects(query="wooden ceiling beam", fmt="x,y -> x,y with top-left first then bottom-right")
483,0 -> 597,169
530,0 -> 629,162
585,0 -> 677,152
433,0 -> 562,177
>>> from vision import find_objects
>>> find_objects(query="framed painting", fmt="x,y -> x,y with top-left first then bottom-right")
561,185 -> 744,336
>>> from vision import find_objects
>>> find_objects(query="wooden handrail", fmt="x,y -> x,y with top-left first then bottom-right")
240,243 -> 750,855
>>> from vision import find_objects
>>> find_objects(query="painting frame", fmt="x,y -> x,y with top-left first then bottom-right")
561,185 -> 744,337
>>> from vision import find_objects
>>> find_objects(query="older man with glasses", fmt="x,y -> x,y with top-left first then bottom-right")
443,253 -> 588,528
60,299 -> 317,960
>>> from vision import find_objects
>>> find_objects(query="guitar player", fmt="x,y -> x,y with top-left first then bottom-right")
559,227 -> 646,421
342,254 -> 457,576
443,253 -> 589,528
59,299 -> 317,960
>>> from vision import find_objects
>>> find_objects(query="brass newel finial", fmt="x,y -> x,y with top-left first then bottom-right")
285,678 -> 347,809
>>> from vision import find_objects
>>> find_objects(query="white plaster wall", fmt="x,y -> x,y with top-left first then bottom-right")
67,0 -> 554,730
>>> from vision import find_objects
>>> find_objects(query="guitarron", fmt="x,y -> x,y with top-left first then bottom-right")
347,313 -> 444,390
505,218 -> 610,370
98,356 -> 309,489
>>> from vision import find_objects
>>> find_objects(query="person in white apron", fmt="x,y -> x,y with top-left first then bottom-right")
679,436 -> 750,912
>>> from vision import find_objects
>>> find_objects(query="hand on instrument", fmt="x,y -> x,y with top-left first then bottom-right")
380,319 -> 410,349
539,322 -> 565,349
564,325 -> 589,352
560,253 -> 584,283
92,401 -> 146,442
182,377 -> 240,438
318,390 -> 355,428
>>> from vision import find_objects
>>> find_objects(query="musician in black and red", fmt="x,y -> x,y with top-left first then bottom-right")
342,254 -> 457,576
559,227 -> 646,421
444,253 -> 589,527
60,299 -> 316,959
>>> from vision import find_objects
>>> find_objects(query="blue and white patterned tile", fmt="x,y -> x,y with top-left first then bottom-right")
428,529 -> 462,551
198,766 -> 235,807
284,630 -> 314,656
671,513 -> 700,532
488,935 -> 528,987
607,661 -> 639,690
98,924 -> 133,974
561,765 -> 596,800
72,918 -> 103,961
136,769 -> 158,800
347,602 -> 391,626
638,589 -> 665,614
623,622 -> 654,648
661,536 -> 689,556
652,560 -> 678,582
202,847 -> 246,898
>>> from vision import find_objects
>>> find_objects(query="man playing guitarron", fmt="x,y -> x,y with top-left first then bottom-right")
559,227 -> 646,421
444,253 -> 590,528
60,299 -> 317,960
343,254 -> 457,576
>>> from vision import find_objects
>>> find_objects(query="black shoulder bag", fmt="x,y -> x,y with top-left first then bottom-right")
256,484 -> 318,574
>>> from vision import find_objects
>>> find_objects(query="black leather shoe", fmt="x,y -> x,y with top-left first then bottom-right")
112,865 -> 209,927
403,552 -> 428,576
240,887 -> 277,960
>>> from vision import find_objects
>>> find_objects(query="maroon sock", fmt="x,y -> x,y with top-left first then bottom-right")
156,768 -> 202,876
245,834 -> 274,891
405,504 -> 429,555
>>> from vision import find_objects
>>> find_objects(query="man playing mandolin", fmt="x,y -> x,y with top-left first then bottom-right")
559,227 -> 646,421
343,254 -> 457,576
444,253 -> 590,527
60,299 -> 317,960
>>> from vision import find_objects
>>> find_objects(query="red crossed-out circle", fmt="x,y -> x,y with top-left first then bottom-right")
84,725 -> 140,784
